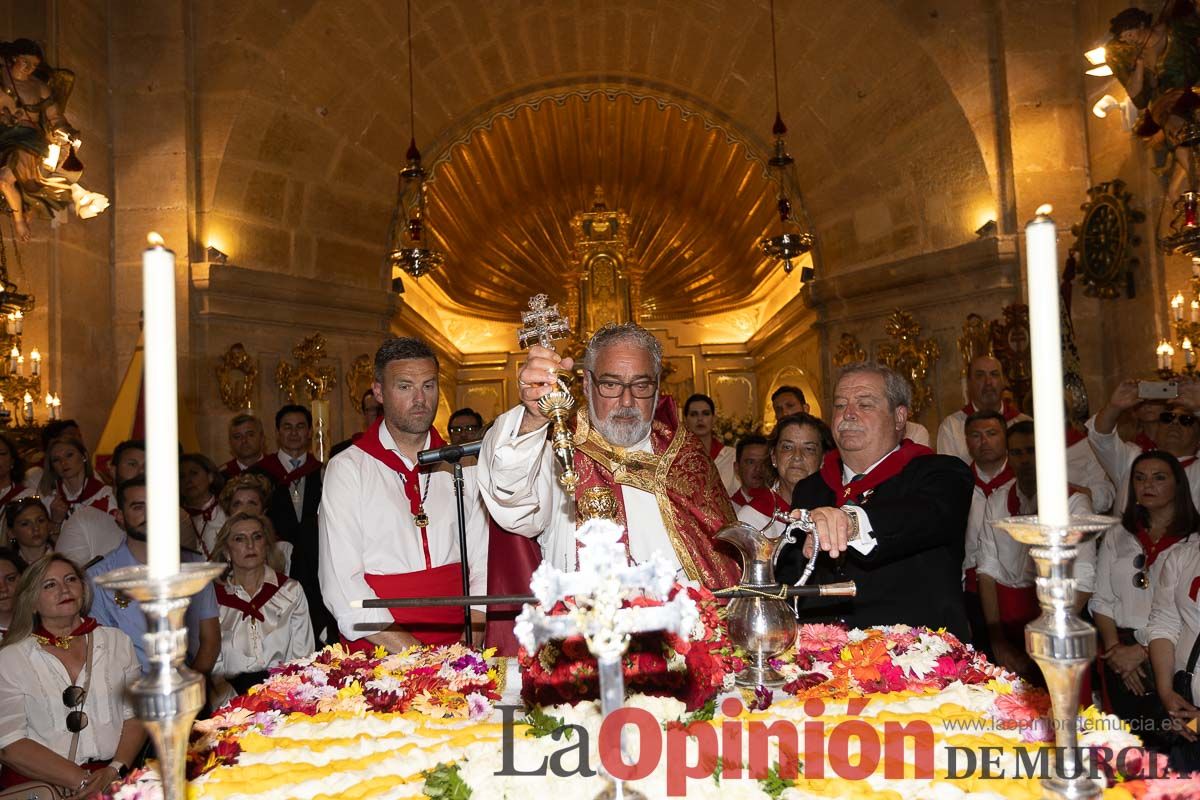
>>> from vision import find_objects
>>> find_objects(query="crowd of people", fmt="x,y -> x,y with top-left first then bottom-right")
1,324 -> 1200,793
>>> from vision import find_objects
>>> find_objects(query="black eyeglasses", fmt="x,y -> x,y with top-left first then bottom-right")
588,371 -> 658,399
1159,412 -> 1197,427
1131,552 -> 1148,590
63,684 -> 87,732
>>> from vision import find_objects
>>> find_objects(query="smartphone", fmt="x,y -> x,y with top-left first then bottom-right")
1138,380 -> 1179,400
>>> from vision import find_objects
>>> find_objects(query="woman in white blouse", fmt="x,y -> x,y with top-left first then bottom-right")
1091,451 -> 1194,747
209,512 -> 313,707
181,453 -> 226,560
0,553 -> 143,797
736,414 -> 833,536
38,438 -> 113,533
0,547 -> 19,637
7,497 -> 53,570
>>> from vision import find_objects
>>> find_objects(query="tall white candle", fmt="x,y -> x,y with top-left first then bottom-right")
1024,205 -> 1069,528
143,233 -> 181,579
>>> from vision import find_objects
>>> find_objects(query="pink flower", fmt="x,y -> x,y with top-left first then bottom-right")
797,623 -> 848,654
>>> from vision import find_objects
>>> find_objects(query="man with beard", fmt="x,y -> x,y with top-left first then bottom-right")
778,362 -> 973,639
477,322 -> 739,589
87,477 -> 221,674
937,355 -> 1029,463
319,337 -> 488,652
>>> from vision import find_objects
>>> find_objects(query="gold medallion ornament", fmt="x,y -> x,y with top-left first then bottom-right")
413,511 -> 429,528
578,486 -> 619,522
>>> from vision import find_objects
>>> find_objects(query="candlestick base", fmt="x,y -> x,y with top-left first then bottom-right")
94,562 -> 224,800
992,514 -> 1114,800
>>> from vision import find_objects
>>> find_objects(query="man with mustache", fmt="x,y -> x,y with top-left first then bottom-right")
477,322 -> 740,589
319,337 -> 488,652
778,362 -> 974,639
937,355 -> 1029,463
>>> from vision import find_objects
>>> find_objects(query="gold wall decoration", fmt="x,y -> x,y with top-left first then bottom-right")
877,310 -> 940,416
991,304 -> 1032,414
832,332 -> 866,368
346,354 -> 373,409
569,187 -> 638,336
958,313 -> 994,377
216,343 -> 259,411
276,333 -> 338,403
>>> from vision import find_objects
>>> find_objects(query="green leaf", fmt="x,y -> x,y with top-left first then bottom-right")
683,698 -> 717,724
758,762 -> 797,800
712,757 -> 723,786
520,706 -> 572,739
423,763 -> 472,800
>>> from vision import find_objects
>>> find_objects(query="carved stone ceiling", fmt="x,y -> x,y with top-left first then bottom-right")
422,91 -> 784,320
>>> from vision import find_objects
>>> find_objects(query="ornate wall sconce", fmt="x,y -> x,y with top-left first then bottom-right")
877,309 -> 940,417
215,343 -> 258,411
832,332 -> 866,368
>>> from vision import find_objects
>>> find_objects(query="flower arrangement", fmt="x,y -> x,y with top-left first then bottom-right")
778,623 -> 1012,700
518,584 -> 744,710
714,414 -> 761,447
184,642 -> 500,780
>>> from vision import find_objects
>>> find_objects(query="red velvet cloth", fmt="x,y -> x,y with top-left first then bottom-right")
484,518 -> 543,656
994,582 -> 1040,648
0,759 -> 108,789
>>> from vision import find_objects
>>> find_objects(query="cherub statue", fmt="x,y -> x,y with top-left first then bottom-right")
1104,6 -> 1200,197
0,39 -> 109,241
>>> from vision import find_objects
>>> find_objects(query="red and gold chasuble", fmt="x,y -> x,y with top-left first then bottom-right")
571,396 -> 740,590
349,417 -> 462,647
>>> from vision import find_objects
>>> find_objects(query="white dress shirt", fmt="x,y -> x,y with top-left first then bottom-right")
976,485 -> 1095,588
1147,536 -> 1200,699
1068,435 -> 1116,514
318,424 -> 489,639
0,626 -> 139,762
964,462 -> 1013,576
836,445 -> 907,557
476,406 -> 686,581
905,421 -> 931,447
1090,523 -> 1186,645
936,408 -> 1031,463
734,485 -> 790,538
714,444 -> 739,495
211,567 -> 315,706
56,505 -> 124,568
1086,414 -> 1200,515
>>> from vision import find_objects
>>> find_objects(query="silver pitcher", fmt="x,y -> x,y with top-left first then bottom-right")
716,514 -> 812,687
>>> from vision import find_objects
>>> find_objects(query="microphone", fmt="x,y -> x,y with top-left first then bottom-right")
417,440 -> 482,466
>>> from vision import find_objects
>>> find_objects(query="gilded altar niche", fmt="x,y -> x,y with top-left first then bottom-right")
567,188 -> 641,337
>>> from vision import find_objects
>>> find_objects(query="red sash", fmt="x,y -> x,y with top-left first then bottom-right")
995,582 -> 1040,643
220,458 -> 261,479
361,563 -> 463,646
1134,432 -> 1157,452
186,496 -> 220,523
1182,455 -> 1199,469
708,439 -> 724,461
353,417 -> 447,519
58,477 -> 110,516
32,616 -> 99,648
964,566 -> 979,594
972,462 -> 1013,497
1133,526 -> 1184,568
962,401 -> 1022,422
215,571 -> 289,622
256,453 -> 322,488
818,439 -> 933,507
0,482 -> 25,507
734,486 -> 790,519
1065,426 -> 1087,448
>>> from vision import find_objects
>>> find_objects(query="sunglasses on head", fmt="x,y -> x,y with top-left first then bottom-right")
1159,412 -> 1197,426
63,684 -> 87,732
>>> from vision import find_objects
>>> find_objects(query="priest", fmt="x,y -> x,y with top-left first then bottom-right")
319,337 -> 488,652
477,322 -> 739,589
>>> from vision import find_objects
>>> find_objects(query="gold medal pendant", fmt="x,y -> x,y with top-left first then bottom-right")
414,511 -> 429,528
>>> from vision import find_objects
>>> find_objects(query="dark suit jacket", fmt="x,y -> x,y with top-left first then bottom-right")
777,453 -> 973,640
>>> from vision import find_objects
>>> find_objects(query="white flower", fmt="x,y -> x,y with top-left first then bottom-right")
847,628 -> 869,643
892,647 -> 939,678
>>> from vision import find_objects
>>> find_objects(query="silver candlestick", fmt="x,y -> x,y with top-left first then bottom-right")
992,513 -> 1113,800
95,562 -> 224,800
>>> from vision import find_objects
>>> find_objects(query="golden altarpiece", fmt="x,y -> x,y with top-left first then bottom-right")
566,188 -> 642,337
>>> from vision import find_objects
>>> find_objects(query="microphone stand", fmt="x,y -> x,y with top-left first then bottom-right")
417,441 -> 481,644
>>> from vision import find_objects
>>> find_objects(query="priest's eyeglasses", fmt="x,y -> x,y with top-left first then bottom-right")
588,372 -> 658,399
63,684 -> 88,732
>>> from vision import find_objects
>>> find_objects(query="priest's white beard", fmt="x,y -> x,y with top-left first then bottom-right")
591,395 -> 656,447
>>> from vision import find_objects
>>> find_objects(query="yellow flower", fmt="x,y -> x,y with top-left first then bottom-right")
986,679 -> 1013,695
337,681 -> 363,700
373,644 -> 388,659
840,646 -> 853,662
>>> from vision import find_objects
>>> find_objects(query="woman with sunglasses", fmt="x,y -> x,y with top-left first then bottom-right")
208,512 -> 312,707
1092,451 -> 1195,748
0,554 -> 143,797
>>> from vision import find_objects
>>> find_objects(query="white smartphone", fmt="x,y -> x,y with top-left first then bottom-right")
1138,380 -> 1179,400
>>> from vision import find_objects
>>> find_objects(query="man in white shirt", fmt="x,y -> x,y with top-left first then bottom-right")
937,355 -> 1029,463
320,337 -> 488,652
56,439 -> 144,568
730,434 -> 770,510
220,414 -> 266,480
962,410 -> 1013,655
477,322 -> 740,589
977,422 -> 1095,679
